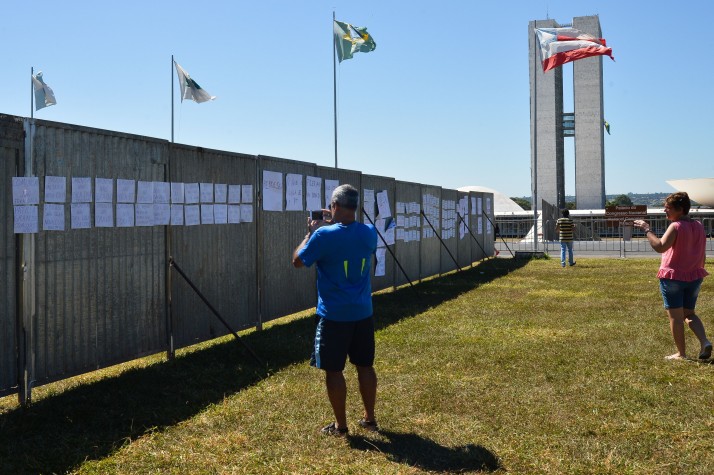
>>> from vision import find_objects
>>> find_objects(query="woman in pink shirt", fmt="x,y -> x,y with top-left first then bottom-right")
634,192 -> 712,360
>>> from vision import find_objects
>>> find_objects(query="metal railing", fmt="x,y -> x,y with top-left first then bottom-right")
495,214 -> 714,257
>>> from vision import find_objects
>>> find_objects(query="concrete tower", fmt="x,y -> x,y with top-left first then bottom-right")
529,15 -> 607,210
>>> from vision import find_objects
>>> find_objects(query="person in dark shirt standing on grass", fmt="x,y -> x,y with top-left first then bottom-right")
555,209 -> 576,267
292,184 -> 379,437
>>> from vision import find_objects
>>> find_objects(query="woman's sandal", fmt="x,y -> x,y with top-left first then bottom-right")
358,418 -> 379,432
321,422 -> 348,437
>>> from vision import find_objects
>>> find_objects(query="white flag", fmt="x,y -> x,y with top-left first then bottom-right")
174,61 -> 215,103
31,71 -> 57,110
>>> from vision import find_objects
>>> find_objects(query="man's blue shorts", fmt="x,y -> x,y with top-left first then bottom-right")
310,316 -> 375,371
659,278 -> 703,310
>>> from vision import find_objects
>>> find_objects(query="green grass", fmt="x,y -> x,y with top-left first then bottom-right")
2,258 -> 713,474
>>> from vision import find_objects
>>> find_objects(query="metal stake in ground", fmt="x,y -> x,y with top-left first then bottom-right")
482,210 -> 514,257
168,257 -> 264,366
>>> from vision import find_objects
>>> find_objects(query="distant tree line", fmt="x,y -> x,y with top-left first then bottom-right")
510,192 -> 692,210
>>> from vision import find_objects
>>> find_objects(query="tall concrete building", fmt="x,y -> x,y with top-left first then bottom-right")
529,15 -> 606,210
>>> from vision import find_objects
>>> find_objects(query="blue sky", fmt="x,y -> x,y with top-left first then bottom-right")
4,0 -> 713,198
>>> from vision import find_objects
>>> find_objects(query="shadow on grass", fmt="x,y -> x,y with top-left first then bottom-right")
0,258 -> 527,474
349,430 -> 502,472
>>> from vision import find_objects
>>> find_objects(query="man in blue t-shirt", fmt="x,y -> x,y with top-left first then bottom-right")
292,184 -> 379,437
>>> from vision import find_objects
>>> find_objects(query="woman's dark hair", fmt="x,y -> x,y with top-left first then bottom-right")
664,192 -> 691,215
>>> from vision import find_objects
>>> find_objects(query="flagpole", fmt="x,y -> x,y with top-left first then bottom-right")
171,55 -> 174,143
167,54 -> 175,359
532,24 -> 539,252
30,67 -> 34,120
333,11 -> 338,168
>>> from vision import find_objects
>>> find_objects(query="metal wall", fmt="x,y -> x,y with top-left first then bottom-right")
469,192 -> 486,262
457,191 -> 472,268
169,146 -> 258,348
0,115 -> 22,394
29,120 -> 168,386
2,112 -> 495,400
394,181 -> 422,286
258,155 -> 318,323
420,185 -> 441,279
440,189 -> 459,273
483,193 -> 495,256
361,174 -> 396,292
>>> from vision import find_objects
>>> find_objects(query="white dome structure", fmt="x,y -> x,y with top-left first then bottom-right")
457,186 -> 525,213
666,178 -> 714,207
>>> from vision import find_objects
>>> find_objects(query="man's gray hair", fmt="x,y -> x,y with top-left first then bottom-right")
331,184 -> 359,210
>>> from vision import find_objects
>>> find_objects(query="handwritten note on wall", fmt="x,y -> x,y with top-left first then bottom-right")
285,173 -> 303,211
200,183 -> 214,203
214,184 -> 227,203
228,185 -> 241,204
376,190 -> 391,219
71,177 -> 92,203
95,178 -> 113,203
117,179 -> 135,203
306,176 -> 322,211
185,183 -> 200,204
95,203 -> 114,228
13,177 -> 40,205
242,185 -> 253,203
45,176 -> 67,203
43,204 -> 65,231
262,170 -> 283,211
171,183 -> 185,203
154,182 -> 170,204
116,204 -> 135,227
13,206 -> 38,233
324,179 -> 339,209
71,203 -> 91,229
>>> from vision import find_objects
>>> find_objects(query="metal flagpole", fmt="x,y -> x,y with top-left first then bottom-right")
333,11 -> 338,168
171,54 -> 174,143
167,54 -> 175,358
30,67 -> 34,119
532,24 -> 539,251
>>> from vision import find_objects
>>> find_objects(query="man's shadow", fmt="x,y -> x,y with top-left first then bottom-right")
349,430 -> 501,472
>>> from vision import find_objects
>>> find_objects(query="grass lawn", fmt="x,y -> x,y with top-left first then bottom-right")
1,257 -> 713,474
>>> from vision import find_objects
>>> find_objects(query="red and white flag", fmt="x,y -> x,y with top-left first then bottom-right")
535,27 -> 614,72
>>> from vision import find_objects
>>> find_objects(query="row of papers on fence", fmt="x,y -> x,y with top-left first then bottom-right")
12,176 -> 254,233
11,172 -> 493,240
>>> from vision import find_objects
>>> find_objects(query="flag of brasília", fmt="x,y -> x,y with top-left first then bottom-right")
334,20 -> 376,63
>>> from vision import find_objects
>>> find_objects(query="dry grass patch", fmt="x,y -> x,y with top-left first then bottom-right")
1,257 -> 713,474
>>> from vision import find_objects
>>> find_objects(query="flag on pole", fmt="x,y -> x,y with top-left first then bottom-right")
174,61 -> 215,103
334,20 -> 376,63
535,27 -> 614,73
31,71 -> 57,110
604,120 -> 611,135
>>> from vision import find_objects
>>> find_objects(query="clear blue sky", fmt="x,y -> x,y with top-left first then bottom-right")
4,0 -> 713,198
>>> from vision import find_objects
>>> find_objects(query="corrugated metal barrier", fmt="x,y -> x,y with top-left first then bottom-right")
0,114 -> 494,403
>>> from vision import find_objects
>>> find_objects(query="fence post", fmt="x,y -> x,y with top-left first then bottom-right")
17,119 -> 36,406
165,144 -> 175,359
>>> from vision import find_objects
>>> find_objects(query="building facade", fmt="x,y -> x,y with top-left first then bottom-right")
529,15 -> 606,210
